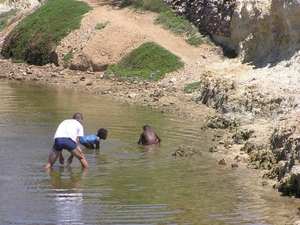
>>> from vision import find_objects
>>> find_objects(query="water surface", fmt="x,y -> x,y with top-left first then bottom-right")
0,80 -> 299,225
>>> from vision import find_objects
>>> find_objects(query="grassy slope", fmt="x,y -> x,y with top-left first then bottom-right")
1,0 -> 91,65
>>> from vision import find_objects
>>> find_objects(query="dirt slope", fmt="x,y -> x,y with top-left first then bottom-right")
55,0 -> 223,88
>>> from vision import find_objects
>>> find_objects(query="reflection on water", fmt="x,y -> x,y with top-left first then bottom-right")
48,168 -> 86,224
1,79 -> 300,225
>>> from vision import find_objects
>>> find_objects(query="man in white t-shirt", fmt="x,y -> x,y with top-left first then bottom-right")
45,113 -> 89,169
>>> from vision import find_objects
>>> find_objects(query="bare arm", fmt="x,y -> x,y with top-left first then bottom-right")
156,133 -> 162,143
67,154 -> 74,166
95,139 -> 100,149
82,142 -> 94,149
137,134 -> 143,144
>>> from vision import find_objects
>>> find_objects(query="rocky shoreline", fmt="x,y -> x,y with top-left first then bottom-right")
0,56 -> 298,197
4,52 -> 300,198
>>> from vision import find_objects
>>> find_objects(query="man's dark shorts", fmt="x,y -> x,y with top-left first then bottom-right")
53,138 -> 78,151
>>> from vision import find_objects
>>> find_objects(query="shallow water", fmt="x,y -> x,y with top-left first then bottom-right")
0,79 -> 300,225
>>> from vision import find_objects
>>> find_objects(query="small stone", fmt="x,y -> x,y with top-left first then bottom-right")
170,78 -> 176,83
128,93 -> 137,98
218,158 -> 227,165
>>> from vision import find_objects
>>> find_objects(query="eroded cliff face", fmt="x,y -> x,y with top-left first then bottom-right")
167,0 -> 300,197
168,0 -> 300,66
0,0 -> 41,12
231,0 -> 300,65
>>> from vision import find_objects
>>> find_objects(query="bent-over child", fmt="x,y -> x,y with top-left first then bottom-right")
137,125 -> 161,145
80,128 -> 108,149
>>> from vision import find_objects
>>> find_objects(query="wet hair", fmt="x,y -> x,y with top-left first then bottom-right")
97,128 -> 108,139
73,113 -> 83,121
143,125 -> 150,130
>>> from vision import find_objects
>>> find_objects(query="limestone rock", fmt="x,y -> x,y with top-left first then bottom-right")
167,0 -> 300,66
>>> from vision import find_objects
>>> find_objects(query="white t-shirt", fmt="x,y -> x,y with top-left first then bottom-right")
54,119 -> 84,143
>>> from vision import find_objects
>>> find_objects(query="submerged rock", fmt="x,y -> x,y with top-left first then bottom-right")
172,146 -> 203,157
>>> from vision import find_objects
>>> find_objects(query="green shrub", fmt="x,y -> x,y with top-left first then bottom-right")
155,10 -> 195,35
1,0 -> 91,65
95,21 -> 109,30
62,50 -> 74,68
154,10 -> 204,46
184,81 -> 201,92
105,42 -> 184,81
186,34 -> 204,47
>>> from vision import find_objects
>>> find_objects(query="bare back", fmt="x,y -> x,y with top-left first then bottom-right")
140,129 -> 160,145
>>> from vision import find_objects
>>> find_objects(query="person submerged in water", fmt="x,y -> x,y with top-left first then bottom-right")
79,128 -> 108,149
137,125 -> 161,145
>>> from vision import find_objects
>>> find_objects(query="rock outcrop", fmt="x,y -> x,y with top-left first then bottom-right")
165,0 -> 300,197
0,0 -> 41,12
167,0 -> 300,66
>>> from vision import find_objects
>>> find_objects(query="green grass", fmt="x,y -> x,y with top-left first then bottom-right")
186,34 -> 204,47
105,42 -> 184,81
184,81 -> 201,92
95,21 -> 109,30
62,50 -> 74,68
155,10 -> 204,46
119,0 -> 170,13
154,10 -> 194,35
1,0 -> 91,65
0,9 -> 18,31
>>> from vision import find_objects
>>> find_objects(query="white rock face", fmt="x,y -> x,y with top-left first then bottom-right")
214,0 -> 300,65
0,0 -> 41,13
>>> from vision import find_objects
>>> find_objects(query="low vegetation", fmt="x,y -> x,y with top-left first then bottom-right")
154,10 -> 192,34
1,0 -> 91,65
0,9 -> 18,31
95,21 -> 109,30
119,0 -> 170,13
62,50 -> 74,68
184,81 -> 201,92
105,42 -> 184,81
119,0 -> 205,47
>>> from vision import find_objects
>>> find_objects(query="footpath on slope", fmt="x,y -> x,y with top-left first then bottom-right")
52,0 -> 227,120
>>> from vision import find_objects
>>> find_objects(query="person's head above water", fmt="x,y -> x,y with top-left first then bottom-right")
73,113 -> 83,123
143,125 -> 150,130
97,128 -> 108,140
